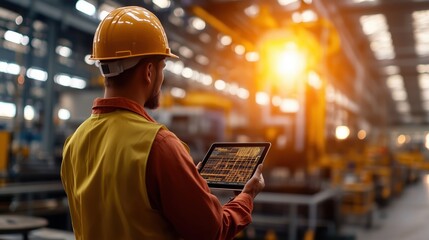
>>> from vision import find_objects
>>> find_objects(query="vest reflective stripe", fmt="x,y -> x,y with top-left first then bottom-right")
61,111 -> 178,240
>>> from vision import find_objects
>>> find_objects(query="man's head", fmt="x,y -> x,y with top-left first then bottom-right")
90,6 -> 177,67
90,6 -> 178,108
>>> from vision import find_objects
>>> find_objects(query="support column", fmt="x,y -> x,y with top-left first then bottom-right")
41,19 -> 57,164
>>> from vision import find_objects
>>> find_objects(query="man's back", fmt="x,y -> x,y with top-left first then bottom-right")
61,110 -> 178,240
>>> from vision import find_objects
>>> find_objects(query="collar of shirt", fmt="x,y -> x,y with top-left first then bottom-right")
91,97 -> 156,122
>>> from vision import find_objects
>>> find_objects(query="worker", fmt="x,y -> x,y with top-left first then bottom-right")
60,6 -> 265,240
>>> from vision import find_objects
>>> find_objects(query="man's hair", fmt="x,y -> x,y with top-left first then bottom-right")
104,56 -> 164,88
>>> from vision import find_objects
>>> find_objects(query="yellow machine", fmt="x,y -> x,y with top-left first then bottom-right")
0,131 -> 10,174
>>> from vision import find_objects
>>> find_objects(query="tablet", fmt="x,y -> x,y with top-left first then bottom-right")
199,142 -> 271,190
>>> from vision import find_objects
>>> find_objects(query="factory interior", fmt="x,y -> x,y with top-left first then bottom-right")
0,0 -> 429,239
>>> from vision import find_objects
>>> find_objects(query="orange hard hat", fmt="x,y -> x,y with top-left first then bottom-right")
90,6 -> 178,61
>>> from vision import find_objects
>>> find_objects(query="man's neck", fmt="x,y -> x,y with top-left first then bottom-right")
104,88 -> 147,107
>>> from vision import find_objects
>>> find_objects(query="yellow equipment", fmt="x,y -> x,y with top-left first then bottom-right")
0,131 -> 10,174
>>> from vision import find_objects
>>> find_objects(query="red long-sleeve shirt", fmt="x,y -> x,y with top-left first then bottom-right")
92,97 -> 253,240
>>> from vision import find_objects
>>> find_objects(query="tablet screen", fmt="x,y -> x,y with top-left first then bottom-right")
199,142 -> 271,189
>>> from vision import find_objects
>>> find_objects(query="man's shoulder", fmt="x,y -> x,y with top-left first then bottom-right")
154,128 -> 177,143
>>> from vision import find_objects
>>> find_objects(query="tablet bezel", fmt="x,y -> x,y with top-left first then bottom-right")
198,142 -> 271,190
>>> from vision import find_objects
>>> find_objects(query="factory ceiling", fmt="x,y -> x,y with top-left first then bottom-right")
174,0 -> 429,127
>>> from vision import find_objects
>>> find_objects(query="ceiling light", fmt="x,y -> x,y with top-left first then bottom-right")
75,0 -> 96,16
417,64 -> 429,73
412,10 -> 429,56
421,89 -> 429,100
190,17 -> 206,31
195,55 -> 209,65
391,89 -> 407,101
234,45 -> 246,55
170,61 -> 184,75
326,85 -> 335,102
291,6 -> 319,23
55,74 -> 71,86
200,74 -> 212,86
169,15 -> 184,26
24,105 -> 35,121
178,46 -> 193,58
277,0 -> 298,6
54,74 -> 86,89
353,0 -> 377,3
214,80 -> 226,91
292,12 -> 303,23
308,71 -> 322,89
419,73 -> 429,89
335,126 -> 350,140
173,7 -> 185,17
384,65 -> 400,75
360,14 -> 395,60
181,67 -> 193,78
15,15 -> 23,25
300,10 -> 318,22
26,67 -> 48,81
0,102 -> 16,118
227,83 -> 239,95
0,61 -> 7,73
386,74 -> 404,89
272,96 -> 282,106
237,88 -> 249,99
245,51 -> 259,62
280,98 -> 299,113
219,35 -> 232,46
31,38 -> 47,51
413,29 -> 429,43
244,4 -> 259,17
98,10 -> 109,20
84,54 -> 95,65
256,92 -> 270,105
70,77 -> 87,89
199,33 -> 211,43
358,130 -> 367,140
6,63 -> 20,75
56,46 -> 72,58
370,38 -> 395,60
98,3 -> 117,20
360,14 -> 387,35
415,44 -> 429,56
58,108 -> 71,120
4,30 -> 28,45
191,70 -> 200,82
170,87 -> 186,98
153,0 -> 171,9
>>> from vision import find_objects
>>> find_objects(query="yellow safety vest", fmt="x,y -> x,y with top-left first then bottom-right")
61,110 -> 179,240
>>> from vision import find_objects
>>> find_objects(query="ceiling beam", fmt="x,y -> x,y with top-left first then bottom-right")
339,0 -> 429,14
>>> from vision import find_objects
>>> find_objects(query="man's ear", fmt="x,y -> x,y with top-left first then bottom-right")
141,61 -> 154,84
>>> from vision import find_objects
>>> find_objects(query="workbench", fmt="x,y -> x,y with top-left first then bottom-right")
252,187 -> 340,240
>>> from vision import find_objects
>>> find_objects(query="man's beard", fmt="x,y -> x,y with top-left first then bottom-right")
145,91 -> 160,109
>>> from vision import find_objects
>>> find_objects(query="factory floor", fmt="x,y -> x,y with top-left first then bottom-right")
341,173 -> 429,240
1,174 -> 428,240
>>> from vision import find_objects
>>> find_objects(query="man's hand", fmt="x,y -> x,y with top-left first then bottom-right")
242,164 -> 265,199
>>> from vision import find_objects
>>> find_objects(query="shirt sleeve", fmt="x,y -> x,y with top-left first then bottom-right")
146,129 -> 253,240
